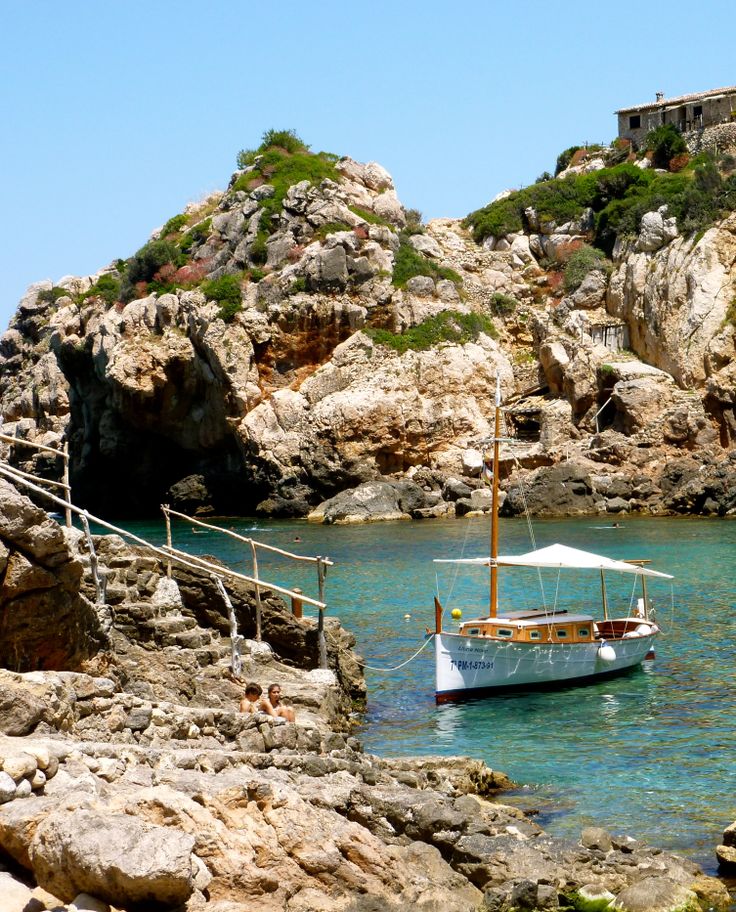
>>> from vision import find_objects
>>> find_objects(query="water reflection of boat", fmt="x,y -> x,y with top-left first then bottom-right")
431,378 -> 672,704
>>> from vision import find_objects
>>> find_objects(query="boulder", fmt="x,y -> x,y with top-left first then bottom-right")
0,871 -> 36,909
502,464 -> 595,516
0,480 -> 103,672
409,234 -> 443,259
636,206 -> 679,252
308,479 -> 429,524
29,808 -> 197,906
405,275 -> 436,297
611,377 -> 675,435
611,875 -> 698,912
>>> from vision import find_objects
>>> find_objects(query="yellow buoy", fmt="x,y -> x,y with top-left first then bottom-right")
404,614 -> 411,620
451,608 -> 462,619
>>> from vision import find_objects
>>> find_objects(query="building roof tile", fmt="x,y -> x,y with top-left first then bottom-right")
615,86 -> 736,115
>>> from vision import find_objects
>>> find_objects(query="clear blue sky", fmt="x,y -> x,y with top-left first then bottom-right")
1,0 -> 733,330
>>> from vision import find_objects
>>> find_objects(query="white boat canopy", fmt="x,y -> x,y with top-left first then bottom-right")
435,542 -> 673,579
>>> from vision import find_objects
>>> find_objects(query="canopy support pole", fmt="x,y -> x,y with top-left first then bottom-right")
600,570 -> 609,620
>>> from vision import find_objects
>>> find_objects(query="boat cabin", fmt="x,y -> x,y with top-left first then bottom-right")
459,609 -> 596,644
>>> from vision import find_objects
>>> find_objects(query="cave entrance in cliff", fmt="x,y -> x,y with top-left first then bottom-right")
506,404 -> 542,442
594,391 -> 617,432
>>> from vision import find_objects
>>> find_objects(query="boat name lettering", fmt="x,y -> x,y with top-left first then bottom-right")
457,645 -> 486,654
450,659 -> 495,672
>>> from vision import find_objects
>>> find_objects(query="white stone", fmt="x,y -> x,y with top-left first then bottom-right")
0,871 -> 35,908
637,206 -> 679,252
15,778 -> 32,798
23,744 -> 51,770
30,769 -> 47,790
306,668 -> 337,686
151,576 -> 184,613
0,771 -> 16,803
461,449 -> 484,476
3,753 -> 37,782
409,234 -> 442,258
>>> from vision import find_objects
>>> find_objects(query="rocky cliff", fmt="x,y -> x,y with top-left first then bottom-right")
1,136 -> 736,519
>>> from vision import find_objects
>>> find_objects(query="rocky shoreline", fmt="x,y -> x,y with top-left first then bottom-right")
1,476 -> 735,911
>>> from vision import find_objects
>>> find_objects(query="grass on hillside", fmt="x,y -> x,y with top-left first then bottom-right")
365,309 -> 497,353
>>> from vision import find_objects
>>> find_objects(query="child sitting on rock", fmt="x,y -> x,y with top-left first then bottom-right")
262,683 -> 296,722
239,682 -> 264,714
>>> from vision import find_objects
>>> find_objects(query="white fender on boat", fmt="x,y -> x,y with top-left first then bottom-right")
597,642 -> 617,663
636,624 -> 652,635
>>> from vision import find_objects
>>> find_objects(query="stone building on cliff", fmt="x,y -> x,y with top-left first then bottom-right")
616,85 -> 736,147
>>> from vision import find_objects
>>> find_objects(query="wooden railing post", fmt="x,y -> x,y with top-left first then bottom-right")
163,505 -> 172,578
62,441 -> 72,528
317,557 -> 327,669
250,540 -> 262,641
291,587 -> 303,619
215,576 -> 241,678
79,512 -> 105,605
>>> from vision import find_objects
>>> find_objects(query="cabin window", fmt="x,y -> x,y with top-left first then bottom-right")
555,628 -> 568,639
466,628 -> 480,635
529,630 -> 541,640
578,628 -> 590,638
629,114 -> 641,129
496,628 -> 513,638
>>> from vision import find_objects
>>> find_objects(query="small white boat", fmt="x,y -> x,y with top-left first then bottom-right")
432,379 -> 672,703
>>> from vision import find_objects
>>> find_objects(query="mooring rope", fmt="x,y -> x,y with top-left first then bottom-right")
325,628 -> 434,672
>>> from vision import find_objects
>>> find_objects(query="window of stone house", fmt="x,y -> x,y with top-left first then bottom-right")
629,114 -> 641,129
694,105 -> 703,117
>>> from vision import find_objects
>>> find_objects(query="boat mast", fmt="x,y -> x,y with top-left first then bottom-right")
490,375 -> 501,617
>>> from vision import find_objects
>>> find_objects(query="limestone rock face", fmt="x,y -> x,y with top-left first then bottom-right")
3,147 -> 736,520
239,332 -> 514,509
0,479 -> 103,672
609,213 -> 736,387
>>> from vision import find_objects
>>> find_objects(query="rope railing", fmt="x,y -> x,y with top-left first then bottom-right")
161,505 -> 333,567
0,463 -> 329,669
160,503 -> 331,666
0,431 -> 72,527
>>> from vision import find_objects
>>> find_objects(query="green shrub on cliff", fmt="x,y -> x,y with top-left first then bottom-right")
237,128 -> 309,168
489,292 -> 518,316
555,145 -> 582,175
85,274 -> 121,305
160,214 -> 188,237
645,124 -> 687,169
119,239 -> 185,301
179,219 -> 211,254
466,154 -> 736,254
202,273 -> 243,322
36,286 -> 70,305
366,310 -> 497,353
563,246 -> 611,292
392,236 -> 462,288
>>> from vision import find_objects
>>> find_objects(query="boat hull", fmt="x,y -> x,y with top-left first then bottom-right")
434,630 -> 657,703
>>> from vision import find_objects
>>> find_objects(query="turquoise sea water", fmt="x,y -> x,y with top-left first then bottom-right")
110,514 -> 736,874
